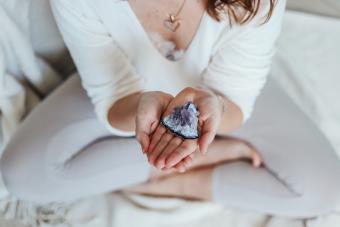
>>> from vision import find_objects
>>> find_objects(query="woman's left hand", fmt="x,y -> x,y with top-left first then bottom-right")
146,86 -> 226,171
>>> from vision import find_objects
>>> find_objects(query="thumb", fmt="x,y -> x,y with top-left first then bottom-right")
135,92 -> 168,153
136,118 -> 159,154
136,132 -> 149,154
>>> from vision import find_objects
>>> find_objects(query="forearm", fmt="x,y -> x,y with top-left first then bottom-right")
108,91 -> 143,132
215,94 -> 244,135
107,88 -> 243,135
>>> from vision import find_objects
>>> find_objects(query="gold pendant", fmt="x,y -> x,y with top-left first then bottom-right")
164,14 -> 181,32
170,14 -> 176,22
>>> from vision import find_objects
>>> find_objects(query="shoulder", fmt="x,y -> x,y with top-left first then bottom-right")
217,0 -> 286,28
248,0 -> 287,28
226,0 -> 286,43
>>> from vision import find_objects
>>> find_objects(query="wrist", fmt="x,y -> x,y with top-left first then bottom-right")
108,91 -> 143,131
151,91 -> 174,110
193,85 -> 228,116
215,93 -> 228,116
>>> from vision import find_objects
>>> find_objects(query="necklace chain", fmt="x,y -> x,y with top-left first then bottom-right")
164,0 -> 187,32
172,0 -> 187,18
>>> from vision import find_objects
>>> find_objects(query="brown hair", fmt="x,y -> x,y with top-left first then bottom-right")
206,0 -> 277,25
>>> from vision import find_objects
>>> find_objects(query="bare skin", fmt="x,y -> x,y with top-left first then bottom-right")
146,86 -> 244,171
148,135 -> 262,180
110,0 -> 262,200
128,0 -> 208,52
122,136 -> 262,200
129,0 -> 245,171
123,165 -> 214,200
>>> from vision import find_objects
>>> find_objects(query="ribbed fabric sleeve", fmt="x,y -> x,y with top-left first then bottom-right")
50,0 -> 145,136
201,0 -> 286,124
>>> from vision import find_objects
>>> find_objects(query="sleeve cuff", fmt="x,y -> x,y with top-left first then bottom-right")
95,98 -> 136,137
94,84 -> 146,137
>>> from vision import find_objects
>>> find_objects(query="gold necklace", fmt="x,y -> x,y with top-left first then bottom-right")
163,0 -> 187,32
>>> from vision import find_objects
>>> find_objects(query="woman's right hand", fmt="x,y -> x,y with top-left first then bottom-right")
135,91 -> 174,154
136,91 -> 195,172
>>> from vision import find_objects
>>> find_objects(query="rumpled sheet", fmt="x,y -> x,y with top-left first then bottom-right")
0,0 -> 66,225
1,6 -> 340,227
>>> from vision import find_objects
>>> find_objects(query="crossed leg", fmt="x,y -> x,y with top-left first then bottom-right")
1,74 -> 340,219
125,76 -> 340,218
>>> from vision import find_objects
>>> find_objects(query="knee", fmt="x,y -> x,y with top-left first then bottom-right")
0,141 -> 56,204
1,142 -> 35,201
1,146 -> 25,200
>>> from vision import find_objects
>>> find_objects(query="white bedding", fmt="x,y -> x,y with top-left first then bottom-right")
102,10 -> 340,227
1,6 -> 340,227
65,10 -> 340,227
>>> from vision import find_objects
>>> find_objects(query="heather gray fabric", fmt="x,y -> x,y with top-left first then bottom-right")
1,74 -> 340,218
213,74 -> 340,218
0,74 -> 151,203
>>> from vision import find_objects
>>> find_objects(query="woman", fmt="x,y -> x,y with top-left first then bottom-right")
1,0 -> 340,218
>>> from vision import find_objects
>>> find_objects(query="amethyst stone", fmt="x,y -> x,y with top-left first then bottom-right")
160,101 -> 200,139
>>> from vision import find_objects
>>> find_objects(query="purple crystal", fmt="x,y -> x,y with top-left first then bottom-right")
160,101 -> 200,139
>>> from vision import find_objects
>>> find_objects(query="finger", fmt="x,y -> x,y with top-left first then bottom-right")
198,118 -> 217,155
147,124 -> 167,153
150,120 -> 159,134
182,155 -> 193,168
252,153 -> 262,168
135,103 -> 161,154
165,140 -> 197,168
155,136 -> 183,169
174,153 -> 193,172
136,132 -> 149,154
174,161 -> 186,173
148,131 -> 174,167
135,92 -> 173,154
250,148 -> 263,168
136,120 -> 159,154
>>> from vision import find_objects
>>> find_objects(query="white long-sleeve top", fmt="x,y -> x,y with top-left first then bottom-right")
50,0 -> 286,137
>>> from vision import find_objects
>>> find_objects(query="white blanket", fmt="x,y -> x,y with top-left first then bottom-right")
0,5 -> 340,227
0,0 -> 65,224
0,0 -> 62,149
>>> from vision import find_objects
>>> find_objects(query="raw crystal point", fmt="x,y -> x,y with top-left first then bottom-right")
160,101 -> 200,139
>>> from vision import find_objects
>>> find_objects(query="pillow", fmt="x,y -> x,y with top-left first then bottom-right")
271,10 -> 340,156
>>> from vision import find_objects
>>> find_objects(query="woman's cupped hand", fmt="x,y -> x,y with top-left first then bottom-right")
135,86 -> 225,172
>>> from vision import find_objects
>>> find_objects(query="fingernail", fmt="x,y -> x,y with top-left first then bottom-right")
156,161 -> 164,170
186,161 -> 192,167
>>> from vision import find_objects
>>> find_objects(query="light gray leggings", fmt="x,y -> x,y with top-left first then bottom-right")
1,74 -> 340,218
